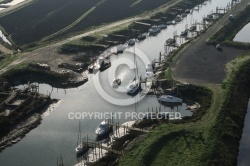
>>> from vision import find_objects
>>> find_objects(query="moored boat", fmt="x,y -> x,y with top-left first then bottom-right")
158,95 -> 182,103
95,120 -> 112,136
112,78 -> 121,88
148,25 -> 161,35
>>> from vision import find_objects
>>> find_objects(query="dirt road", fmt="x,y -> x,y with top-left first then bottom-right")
0,43 -> 13,54
172,0 -> 250,84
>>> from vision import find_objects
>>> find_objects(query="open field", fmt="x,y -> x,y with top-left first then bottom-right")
0,0 -> 169,47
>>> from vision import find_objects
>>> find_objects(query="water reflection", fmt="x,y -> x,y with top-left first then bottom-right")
234,22 -> 250,42
237,99 -> 250,166
0,30 -> 12,45
0,0 -> 235,165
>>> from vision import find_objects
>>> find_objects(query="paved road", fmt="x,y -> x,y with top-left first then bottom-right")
172,0 -> 250,84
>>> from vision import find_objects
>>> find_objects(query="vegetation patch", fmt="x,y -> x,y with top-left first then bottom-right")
1,63 -> 86,88
0,54 -> 17,70
118,53 -> 250,165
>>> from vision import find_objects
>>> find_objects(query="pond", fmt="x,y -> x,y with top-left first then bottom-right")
233,22 -> 250,42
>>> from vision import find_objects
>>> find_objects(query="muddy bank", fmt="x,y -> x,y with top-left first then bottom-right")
0,90 -> 58,152
1,63 -> 88,88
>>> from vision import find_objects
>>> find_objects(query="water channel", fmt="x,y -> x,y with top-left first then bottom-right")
234,22 -> 250,42
0,0 -> 237,165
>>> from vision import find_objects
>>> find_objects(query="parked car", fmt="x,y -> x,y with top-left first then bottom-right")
216,44 -> 221,50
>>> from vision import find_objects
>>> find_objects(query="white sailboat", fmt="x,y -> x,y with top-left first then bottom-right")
127,44 -> 141,95
127,77 -> 141,94
75,122 -> 88,155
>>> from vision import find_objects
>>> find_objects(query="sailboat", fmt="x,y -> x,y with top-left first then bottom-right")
158,81 -> 182,104
75,122 -> 88,155
127,76 -> 141,95
127,57 -> 141,94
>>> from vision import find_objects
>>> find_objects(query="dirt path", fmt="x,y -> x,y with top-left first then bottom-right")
172,0 -> 250,84
0,43 -> 13,54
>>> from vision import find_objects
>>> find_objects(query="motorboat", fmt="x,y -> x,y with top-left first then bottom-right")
127,78 -> 140,94
189,25 -> 197,31
99,58 -> 111,71
128,39 -> 135,46
172,20 -> 177,25
75,143 -> 89,155
165,38 -> 176,46
88,62 -> 100,73
112,78 -> 121,88
158,95 -> 182,103
158,24 -> 167,29
175,15 -> 182,22
111,44 -> 126,54
181,13 -> 187,17
137,34 -> 147,41
180,29 -> 188,36
203,14 -> 213,21
166,21 -> 173,25
148,25 -> 161,35
95,120 -> 111,136
194,6 -> 199,11
185,9 -> 191,14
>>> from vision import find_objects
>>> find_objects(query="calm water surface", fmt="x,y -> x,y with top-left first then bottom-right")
0,0 -> 235,165
234,22 -> 250,43
237,99 -> 250,166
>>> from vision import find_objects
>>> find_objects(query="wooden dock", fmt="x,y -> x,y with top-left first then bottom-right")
134,22 -> 151,26
83,141 -> 123,155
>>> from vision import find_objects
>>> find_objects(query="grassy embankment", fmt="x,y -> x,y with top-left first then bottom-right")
118,51 -> 250,166
118,4 -> 250,166
208,5 -> 250,49
0,54 -> 17,70
0,63 -> 85,88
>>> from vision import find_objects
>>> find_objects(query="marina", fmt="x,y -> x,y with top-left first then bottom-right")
0,0 -> 247,165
